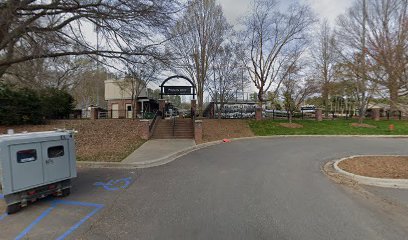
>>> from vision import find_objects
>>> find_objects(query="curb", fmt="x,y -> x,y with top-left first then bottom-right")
333,155 -> 408,189
77,135 -> 408,169
77,140 -> 222,169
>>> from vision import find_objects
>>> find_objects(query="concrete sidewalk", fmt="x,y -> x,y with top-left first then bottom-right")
121,139 -> 196,166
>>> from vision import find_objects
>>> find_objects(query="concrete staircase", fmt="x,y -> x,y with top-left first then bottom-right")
151,118 -> 194,139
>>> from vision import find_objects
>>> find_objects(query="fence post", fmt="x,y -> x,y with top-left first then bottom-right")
90,107 -> 98,120
273,110 -> 275,120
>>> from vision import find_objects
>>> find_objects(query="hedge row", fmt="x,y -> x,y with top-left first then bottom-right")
0,83 -> 74,125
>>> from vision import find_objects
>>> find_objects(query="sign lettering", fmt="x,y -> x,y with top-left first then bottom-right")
163,86 -> 192,95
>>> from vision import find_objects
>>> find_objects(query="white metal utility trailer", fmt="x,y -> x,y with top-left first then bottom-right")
0,130 -> 77,214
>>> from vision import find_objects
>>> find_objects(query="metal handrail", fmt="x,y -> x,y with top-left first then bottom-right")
191,109 -> 196,132
172,115 -> 176,136
149,111 -> 159,132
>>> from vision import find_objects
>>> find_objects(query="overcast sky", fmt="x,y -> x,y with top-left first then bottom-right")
218,0 -> 354,25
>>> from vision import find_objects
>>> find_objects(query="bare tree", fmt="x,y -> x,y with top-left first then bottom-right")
280,52 -> 317,123
3,56 -> 94,90
0,0 -> 179,79
167,0 -> 230,116
336,0 -> 373,123
206,43 -> 246,119
311,20 -> 338,117
70,64 -> 110,109
242,0 -> 316,107
365,0 -> 408,114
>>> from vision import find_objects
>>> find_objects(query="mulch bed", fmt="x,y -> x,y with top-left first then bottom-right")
0,119 -> 145,162
350,123 -> 377,128
338,156 -> 408,179
279,123 -> 304,129
202,119 -> 254,143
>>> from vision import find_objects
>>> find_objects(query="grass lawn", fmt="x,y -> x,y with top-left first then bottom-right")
249,119 -> 408,136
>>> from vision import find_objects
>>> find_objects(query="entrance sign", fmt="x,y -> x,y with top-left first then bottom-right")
160,75 -> 196,99
163,86 -> 193,95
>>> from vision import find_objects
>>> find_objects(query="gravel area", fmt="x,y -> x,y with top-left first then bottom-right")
338,156 -> 408,179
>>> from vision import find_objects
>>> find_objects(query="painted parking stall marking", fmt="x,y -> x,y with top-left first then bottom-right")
0,194 -> 5,222
0,199 -> 104,240
94,177 -> 132,191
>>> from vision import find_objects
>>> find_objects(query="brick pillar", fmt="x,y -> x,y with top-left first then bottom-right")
139,120 -> 151,140
90,107 -> 98,120
255,107 -> 263,121
191,99 -> 197,115
372,108 -> 380,121
194,120 -> 203,144
159,99 -> 166,118
210,102 -> 215,119
315,109 -> 323,122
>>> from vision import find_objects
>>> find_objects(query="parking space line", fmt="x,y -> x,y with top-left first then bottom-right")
0,194 -> 6,221
15,206 -> 55,240
13,200 -> 104,240
56,203 -> 104,240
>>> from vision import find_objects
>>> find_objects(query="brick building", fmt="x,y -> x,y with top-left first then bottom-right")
105,79 -> 157,119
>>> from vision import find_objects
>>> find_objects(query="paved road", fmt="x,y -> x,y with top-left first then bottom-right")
1,137 -> 408,240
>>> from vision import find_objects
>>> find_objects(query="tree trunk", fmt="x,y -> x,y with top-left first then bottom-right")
197,82 -> 204,117
389,80 -> 399,115
358,107 -> 365,124
323,97 -> 329,118
257,88 -> 264,107
218,102 -> 222,120
289,111 -> 293,124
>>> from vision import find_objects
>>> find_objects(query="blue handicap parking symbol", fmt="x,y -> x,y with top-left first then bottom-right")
94,177 -> 132,191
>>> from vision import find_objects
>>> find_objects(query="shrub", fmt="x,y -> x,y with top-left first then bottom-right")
41,88 -> 74,119
0,83 -> 74,125
0,83 -> 44,125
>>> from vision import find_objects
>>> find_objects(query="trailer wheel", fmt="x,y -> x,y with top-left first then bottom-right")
60,188 -> 71,197
6,203 -> 21,215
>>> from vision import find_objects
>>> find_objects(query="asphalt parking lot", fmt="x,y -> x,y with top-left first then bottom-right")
1,137 -> 408,240
0,167 -> 139,240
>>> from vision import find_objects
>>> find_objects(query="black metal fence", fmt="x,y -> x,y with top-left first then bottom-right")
72,108 -> 405,121
70,110 -> 156,120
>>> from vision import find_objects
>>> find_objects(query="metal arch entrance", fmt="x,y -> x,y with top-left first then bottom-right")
160,75 -> 196,99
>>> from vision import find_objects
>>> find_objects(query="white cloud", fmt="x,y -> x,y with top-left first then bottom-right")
298,0 -> 354,24
217,0 -> 250,24
218,0 -> 354,25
